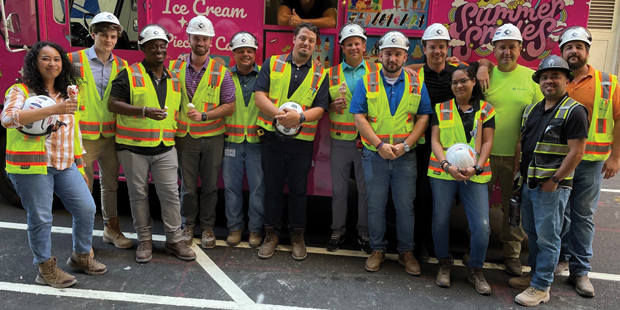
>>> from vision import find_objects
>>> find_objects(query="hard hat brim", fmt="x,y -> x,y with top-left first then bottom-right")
532,68 -> 575,83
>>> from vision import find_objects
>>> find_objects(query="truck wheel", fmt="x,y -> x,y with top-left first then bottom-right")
0,135 -> 23,208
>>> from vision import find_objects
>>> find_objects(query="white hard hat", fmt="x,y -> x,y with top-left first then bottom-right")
138,24 -> 170,45
186,16 -> 215,37
230,31 -> 258,50
559,26 -> 592,49
422,23 -> 450,42
339,22 -> 367,44
273,102 -> 304,141
445,143 -> 477,169
90,12 -> 123,32
378,31 -> 409,51
19,95 -> 59,136
492,23 -> 522,44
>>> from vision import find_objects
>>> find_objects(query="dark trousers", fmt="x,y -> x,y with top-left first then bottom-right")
414,144 -> 433,249
262,143 -> 313,234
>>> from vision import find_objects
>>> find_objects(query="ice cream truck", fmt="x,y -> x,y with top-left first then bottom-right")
0,0 -> 593,208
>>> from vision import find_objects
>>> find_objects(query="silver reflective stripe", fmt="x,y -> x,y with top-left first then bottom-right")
534,143 -> 570,155
601,72 -> 611,100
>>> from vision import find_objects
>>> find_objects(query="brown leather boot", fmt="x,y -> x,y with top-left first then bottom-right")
36,257 -> 77,288
399,251 -> 421,276
468,268 -> 492,295
165,241 -> 197,261
249,232 -> 262,249
436,259 -> 452,288
226,229 -> 243,247
103,217 -> 133,249
136,240 -> 153,263
67,252 -> 107,275
258,227 -> 279,259
182,226 -> 194,246
291,228 -> 307,261
201,229 -> 216,249
365,250 -> 385,272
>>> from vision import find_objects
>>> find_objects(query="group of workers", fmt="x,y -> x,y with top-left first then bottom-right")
1,8 -> 617,308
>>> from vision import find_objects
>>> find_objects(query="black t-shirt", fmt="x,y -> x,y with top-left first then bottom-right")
280,0 -> 336,19
109,60 -> 173,156
254,54 -> 330,155
520,94 -> 589,178
430,100 -> 495,143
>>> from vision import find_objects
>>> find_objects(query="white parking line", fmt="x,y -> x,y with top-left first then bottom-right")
601,188 -> 620,193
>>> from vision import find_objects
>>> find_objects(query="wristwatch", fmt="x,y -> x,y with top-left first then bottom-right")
550,175 -> 561,183
299,112 -> 306,124
202,112 -> 208,121
474,165 -> 484,176
402,141 -> 411,153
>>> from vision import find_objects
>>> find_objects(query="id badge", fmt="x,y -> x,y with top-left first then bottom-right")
224,147 -> 236,157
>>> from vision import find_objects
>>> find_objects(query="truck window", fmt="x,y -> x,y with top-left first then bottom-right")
266,0 -> 338,27
0,0 -> 39,48
69,0 -> 138,50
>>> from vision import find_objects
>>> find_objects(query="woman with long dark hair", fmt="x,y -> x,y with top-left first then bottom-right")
1,41 -> 107,288
427,64 -> 495,295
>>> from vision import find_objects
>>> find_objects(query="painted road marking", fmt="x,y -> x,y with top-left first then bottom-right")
601,189 -> 620,193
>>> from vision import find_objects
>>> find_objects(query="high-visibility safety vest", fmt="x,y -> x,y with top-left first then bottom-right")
68,49 -> 127,139
115,64 -> 181,147
427,99 -> 494,183
360,70 -> 423,151
583,71 -> 618,161
5,83 -> 85,175
169,58 -> 226,138
328,61 -> 381,140
521,97 -> 582,187
256,54 -> 326,141
224,65 -> 262,143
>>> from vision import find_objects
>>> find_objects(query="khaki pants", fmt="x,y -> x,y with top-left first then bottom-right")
82,137 -> 119,221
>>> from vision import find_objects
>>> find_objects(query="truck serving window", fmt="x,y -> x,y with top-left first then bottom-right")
69,0 -> 138,50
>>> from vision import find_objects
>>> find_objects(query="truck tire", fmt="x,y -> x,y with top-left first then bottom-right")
0,135 -> 23,207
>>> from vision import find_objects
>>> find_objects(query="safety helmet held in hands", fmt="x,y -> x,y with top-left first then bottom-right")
273,102 -> 304,141
19,95 -> 60,136
90,12 -> 123,32
422,23 -> 450,42
230,31 -> 258,50
559,26 -> 592,49
138,24 -> 171,45
378,31 -> 409,51
492,23 -> 522,44
338,22 -> 367,44
532,55 -> 575,83
186,16 -> 215,37
446,143 -> 477,169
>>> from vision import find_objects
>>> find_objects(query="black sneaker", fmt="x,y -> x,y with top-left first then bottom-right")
326,234 -> 345,252
358,236 -> 372,254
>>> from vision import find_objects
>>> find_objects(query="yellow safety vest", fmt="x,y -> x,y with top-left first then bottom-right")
427,99 -> 494,183
224,65 -> 262,143
169,58 -> 226,138
360,71 -> 422,151
256,54 -> 326,141
521,97 -> 582,187
68,49 -> 127,139
328,61 -> 381,140
5,83 -> 85,175
115,64 -> 181,147
583,71 -> 618,161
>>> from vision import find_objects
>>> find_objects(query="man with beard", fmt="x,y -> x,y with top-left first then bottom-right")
510,55 -> 588,307
108,24 -> 196,263
169,16 -> 236,250
553,26 -> 620,297
254,22 -> 329,261
278,0 -> 337,28
350,30 -> 431,274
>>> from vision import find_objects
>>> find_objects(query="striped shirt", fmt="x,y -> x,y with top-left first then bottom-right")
2,86 -> 83,171
185,55 -> 236,103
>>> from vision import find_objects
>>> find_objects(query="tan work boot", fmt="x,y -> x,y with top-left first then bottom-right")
165,241 -> 197,261
66,252 -> 107,275
89,247 -> 94,258
365,250 -> 385,272
103,217 -> 133,249
202,229 -> 216,249
226,229 -> 243,247
436,259 -> 452,288
36,257 -> 77,288
258,227 -> 279,259
509,273 -> 533,290
398,251 -> 421,276
554,260 -> 568,276
136,240 -> 153,263
468,268 -> 492,295
182,226 -> 194,246
249,232 -> 262,249
568,275 -> 595,297
291,228 -> 307,261
515,286 -> 550,307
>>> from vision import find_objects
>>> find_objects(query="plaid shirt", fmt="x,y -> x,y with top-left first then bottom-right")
185,55 -> 235,103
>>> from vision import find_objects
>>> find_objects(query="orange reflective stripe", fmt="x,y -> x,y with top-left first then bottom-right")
129,65 -> 145,88
366,72 -> 379,93
225,124 -> 245,135
440,100 -> 453,121
329,67 -> 340,87
247,125 -> 259,136
299,123 -> 318,136
101,122 -> 115,134
79,122 -> 100,134
258,111 -> 274,124
330,121 -> 357,134
585,141 -> 612,155
209,61 -> 223,88
116,125 -> 161,141
310,68 -> 323,90
5,150 -> 47,166
368,116 -> 378,123
188,120 -> 225,135
272,54 -> 288,73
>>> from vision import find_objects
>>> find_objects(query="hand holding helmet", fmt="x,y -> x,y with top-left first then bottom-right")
445,143 -> 478,180
19,95 -> 62,136
273,102 -> 304,141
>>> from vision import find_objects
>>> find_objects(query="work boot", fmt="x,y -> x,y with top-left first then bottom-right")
436,259 -> 452,288
291,228 -> 307,261
226,229 -> 243,247
89,247 -> 94,258
136,240 -> 153,263
508,273 -> 533,290
249,232 -> 262,249
515,286 -> 550,307
182,226 -> 194,246
365,250 -> 385,272
554,260 -> 569,276
103,217 -> 133,249
568,275 -> 595,297
165,241 -> 197,261
258,227 -> 279,259
66,252 -> 107,275
399,251 -> 421,276
468,268 -> 492,295
36,257 -> 77,288
503,257 -> 523,276
202,229 -> 216,249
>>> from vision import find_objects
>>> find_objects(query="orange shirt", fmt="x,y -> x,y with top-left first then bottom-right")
566,65 -> 620,121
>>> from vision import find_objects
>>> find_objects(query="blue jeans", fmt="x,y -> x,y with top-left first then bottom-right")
9,164 -> 96,264
559,160 -> 604,276
521,184 -> 570,291
362,148 -> 416,253
222,141 -> 265,233
430,178 -> 490,268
